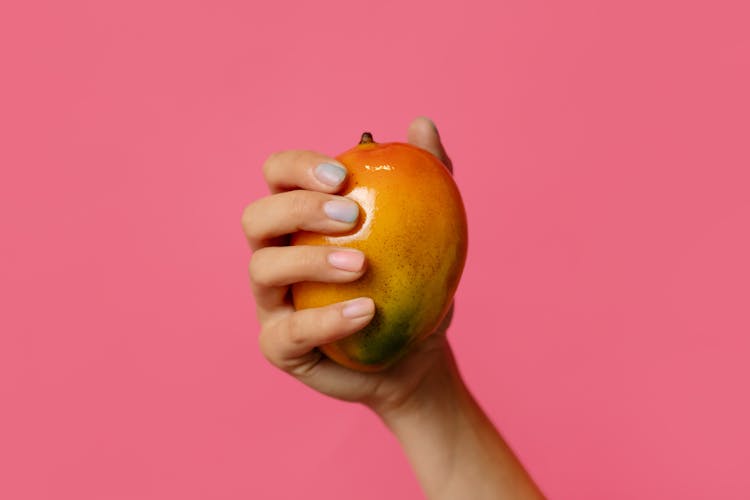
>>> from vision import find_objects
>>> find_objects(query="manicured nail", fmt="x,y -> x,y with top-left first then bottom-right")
341,298 -> 375,319
327,250 -> 365,272
315,162 -> 347,186
324,199 -> 359,223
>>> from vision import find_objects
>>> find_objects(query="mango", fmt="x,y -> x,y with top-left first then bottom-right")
291,132 -> 468,372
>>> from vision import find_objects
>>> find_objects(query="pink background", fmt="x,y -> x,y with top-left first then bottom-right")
1,0 -> 749,498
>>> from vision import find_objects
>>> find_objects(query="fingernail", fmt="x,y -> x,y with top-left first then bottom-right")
324,199 -> 359,223
327,250 -> 365,272
342,297 -> 375,319
315,162 -> 347,186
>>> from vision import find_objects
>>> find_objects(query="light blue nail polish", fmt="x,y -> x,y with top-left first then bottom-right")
315,162 -> 347,186
324,199 -> 359,223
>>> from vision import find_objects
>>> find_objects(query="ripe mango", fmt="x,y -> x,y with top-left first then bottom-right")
291,132 -> 468,372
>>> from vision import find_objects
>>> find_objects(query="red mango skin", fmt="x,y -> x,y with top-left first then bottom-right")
291,136 -> 468,372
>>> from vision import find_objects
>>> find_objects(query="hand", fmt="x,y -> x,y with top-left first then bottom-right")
243,118 -> 545,499
241,117 -> 456,417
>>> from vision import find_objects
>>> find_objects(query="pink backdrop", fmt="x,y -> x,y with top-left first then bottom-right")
2,0 -> 749,498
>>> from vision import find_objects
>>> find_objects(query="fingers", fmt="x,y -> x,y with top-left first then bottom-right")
259,298 -> 375,371
242,190 -> 360,250
250,244 -> 366,316
263,150 -> 349,194
407,116 -> 453,173
250,246 -> 366,288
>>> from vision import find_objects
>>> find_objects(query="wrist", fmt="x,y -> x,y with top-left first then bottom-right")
375,344 -> 467,433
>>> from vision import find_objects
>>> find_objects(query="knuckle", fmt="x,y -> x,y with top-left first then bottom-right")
262,151 -> 282,179
288,191 -> 315,221
241,201 -> 264,242
295,247 -> 320,272
240,203 -> 255,232
241,198 -> 272,246
257,326 -> 280,366
286,313 -> 308,347
248,248 -> 276,287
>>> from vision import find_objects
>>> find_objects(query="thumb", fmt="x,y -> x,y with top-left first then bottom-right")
407,116 -> 453,173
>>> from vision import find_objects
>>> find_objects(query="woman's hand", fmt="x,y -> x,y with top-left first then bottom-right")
242,117 -> 545,499
241,117 -> 455,416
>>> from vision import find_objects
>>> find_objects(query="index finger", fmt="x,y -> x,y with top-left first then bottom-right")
263,150 -> 349,194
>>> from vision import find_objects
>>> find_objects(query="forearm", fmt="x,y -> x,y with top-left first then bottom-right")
378,347 -> 545,500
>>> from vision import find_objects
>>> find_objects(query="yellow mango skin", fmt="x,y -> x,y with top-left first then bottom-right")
291,137 -> 468,372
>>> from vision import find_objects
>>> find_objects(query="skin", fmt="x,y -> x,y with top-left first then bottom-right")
242,117 -> 546,499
